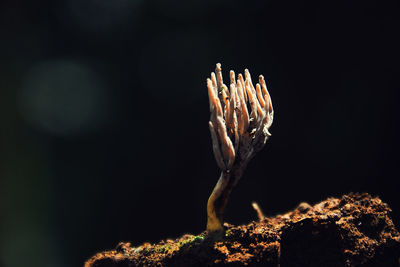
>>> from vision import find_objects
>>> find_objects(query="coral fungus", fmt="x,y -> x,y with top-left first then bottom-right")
206,63 -> 274,233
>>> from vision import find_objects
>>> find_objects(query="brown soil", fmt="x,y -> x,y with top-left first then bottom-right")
85,193 -> 400,266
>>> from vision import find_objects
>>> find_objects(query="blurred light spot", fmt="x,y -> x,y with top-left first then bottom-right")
19,60 -> 110,135
63,0 -> 142,33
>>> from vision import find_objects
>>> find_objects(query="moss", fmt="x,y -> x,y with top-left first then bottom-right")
177,235 -> 205,249
142,234 -> 206,256
225,229 -> 232,237
193,235 -> 205,242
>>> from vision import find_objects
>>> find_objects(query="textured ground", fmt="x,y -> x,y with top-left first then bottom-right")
85,193 -> 400,266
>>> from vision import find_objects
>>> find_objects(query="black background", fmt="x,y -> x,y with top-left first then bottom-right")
1,0 -> 399,266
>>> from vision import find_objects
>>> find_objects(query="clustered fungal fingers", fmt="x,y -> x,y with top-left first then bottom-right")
238,73 -> 247,102
207,72 -> 235,170
206,63 -> 274,233
207,62 -> 274,171
235,77 -> 249,135
246,70 -> 265,129
215,63 -> 224,90
259,75 -> 274,129
207,79 -> 215,112
210,72 -> 218,93
256,83 -> 266,108
208,121 -> 226,170
216,116 -> 235,169
229,83 -> 240,153
221,88 -> 229,116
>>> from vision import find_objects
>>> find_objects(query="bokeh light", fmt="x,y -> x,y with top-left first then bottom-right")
18,60 -> 110,136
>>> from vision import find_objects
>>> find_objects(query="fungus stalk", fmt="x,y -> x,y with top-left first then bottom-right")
206,63 -> 274,233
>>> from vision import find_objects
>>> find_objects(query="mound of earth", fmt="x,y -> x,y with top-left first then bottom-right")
85,193 -> 400,266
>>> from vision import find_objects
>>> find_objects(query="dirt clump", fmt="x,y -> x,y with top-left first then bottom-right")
85,193 -> 400,266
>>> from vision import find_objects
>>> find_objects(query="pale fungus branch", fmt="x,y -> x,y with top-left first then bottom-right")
252,201 -> 266,221
206,63 -> 274,234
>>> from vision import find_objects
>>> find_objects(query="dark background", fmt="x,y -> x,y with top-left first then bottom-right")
1,0 -> 399,266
